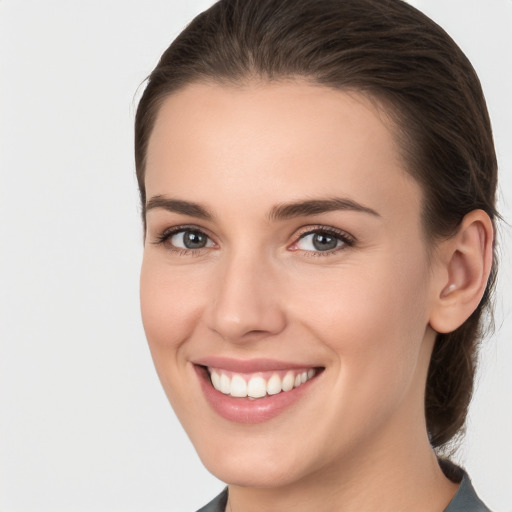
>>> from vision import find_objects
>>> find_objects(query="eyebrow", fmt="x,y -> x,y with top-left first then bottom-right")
145,195 -> 380,221
146,195 -> 214,220
268,197 -> 380,221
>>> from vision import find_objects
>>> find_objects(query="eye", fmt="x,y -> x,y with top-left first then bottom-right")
170,230 -> 214,249
292,227 -> 354,254
154,227 -> 216,252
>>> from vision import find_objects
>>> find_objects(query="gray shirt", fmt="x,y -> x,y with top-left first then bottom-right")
195,470 -> 491,512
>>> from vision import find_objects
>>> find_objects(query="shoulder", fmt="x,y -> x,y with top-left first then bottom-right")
441,460 -> 493,512
195,488 -> 228,512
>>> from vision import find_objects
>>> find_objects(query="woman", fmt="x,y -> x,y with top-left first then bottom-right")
135,0 -> 497,510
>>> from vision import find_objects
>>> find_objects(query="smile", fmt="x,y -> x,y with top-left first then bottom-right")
193,359 -> 323,423
208,367 -> 317,398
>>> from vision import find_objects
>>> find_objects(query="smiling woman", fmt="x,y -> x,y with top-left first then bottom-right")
135,1 -> 498,511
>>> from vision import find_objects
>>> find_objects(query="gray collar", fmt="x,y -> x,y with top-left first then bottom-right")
443,471 -> 491,512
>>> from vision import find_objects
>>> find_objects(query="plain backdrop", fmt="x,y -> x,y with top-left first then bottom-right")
0,1 -> 511,511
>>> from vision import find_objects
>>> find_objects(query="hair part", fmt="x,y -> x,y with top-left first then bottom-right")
135,0 -> 498,450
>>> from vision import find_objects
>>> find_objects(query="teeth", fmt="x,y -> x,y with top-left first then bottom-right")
281,372 -> 295,392
219,373 -> 231,394
211,370 -> 221,390
208,367 -> 317,398
267,374 -> 282,395
247,376 -> 267,398
231,374 -> 247,397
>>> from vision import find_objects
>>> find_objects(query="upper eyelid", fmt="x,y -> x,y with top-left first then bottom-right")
161,224 -> 213,237
294,225 -> 355,241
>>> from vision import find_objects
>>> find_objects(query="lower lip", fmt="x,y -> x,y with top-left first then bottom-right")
195,365 -> 320,424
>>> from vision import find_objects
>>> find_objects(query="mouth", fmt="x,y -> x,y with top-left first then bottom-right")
193,359 -> 324,423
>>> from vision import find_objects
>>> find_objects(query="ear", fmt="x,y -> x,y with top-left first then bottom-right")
429,210 -> 494,334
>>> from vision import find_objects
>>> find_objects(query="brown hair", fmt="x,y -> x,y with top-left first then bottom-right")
135,0 -> 498,450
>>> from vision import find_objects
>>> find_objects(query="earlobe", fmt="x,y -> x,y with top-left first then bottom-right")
429,210 -> 494,334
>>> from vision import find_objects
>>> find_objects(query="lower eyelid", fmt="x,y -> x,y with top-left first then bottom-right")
174,247 -> 212,257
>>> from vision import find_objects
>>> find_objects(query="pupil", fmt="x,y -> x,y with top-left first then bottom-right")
184,231 -> 206,249
313,233 -> 337,251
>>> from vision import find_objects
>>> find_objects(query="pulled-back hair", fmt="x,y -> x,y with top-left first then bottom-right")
135,0 -> 498,450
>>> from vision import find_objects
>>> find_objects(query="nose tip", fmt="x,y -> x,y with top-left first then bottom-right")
209,309 -> 284,342
206,262 -> 286,343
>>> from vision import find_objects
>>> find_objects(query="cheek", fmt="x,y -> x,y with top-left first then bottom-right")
139,254 -> 208,359
139,255 -> 213,418
295,252 -> 429,346
291,252 -> 431,410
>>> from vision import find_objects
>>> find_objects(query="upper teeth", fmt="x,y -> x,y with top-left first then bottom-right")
208,368 -> 316,398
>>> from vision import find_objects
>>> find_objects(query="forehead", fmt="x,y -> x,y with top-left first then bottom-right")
145,80 -> 422,224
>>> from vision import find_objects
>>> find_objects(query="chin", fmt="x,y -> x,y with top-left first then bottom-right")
201,454 -> 304,488
190,428 -> 325,489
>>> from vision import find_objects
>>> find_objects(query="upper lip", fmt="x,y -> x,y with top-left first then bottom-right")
192,357 -> 320,373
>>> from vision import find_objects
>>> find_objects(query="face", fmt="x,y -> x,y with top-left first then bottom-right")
140,81 -> 439,489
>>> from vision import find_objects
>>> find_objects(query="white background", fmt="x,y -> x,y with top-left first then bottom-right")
0,1 -> 510,511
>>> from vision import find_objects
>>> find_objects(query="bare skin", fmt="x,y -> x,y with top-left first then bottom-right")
140,81 -> 492,512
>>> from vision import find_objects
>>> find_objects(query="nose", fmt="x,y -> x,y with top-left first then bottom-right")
206,251 -> 287,343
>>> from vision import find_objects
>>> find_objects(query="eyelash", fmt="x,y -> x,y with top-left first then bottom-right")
152,224 -> 356,257
292,226 -> 355,256
152,225 -> 215,257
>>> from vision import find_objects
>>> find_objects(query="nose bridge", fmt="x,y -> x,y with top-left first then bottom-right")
207,245 -> 286,342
